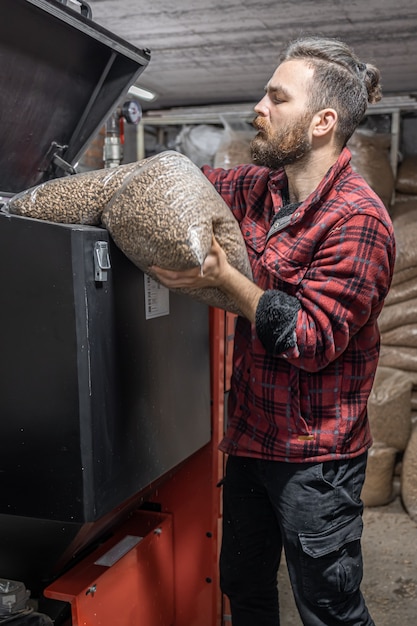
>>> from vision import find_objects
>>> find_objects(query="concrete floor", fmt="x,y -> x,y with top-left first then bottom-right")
278,497 -> 417,625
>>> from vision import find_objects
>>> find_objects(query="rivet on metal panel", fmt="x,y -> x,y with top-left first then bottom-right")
85,585 -> 97,596
153,527 -> 162,535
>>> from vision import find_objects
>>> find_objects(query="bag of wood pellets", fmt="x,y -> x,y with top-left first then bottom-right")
401,426 -> 417,521
101,150 -> 253,314
389,193 -> 417,222
6,162 -> 140,225
368,366 -> 412,452
385,276 -> 417,307
361,442 -> 397,507
396,155 -> 417,195
347,129 -> 394,208
379,345 -> 417,372
382,324 -> 417,348
378,297 -> 417,334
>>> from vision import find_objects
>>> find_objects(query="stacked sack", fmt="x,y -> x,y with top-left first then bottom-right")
346,131 -> 417,516
347,128 -> 394,208
362,366 -> 412,508
379,157 -> 417,520
362,155 -> 417,518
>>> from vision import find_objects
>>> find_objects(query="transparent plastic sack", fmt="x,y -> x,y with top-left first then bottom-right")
6,162 -> 140,225
175,124 -> 224,167
101,150 -> 253,314
213,117 -> 256,169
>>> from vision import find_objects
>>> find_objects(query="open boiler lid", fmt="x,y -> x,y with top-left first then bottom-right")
0,0 -> 151,196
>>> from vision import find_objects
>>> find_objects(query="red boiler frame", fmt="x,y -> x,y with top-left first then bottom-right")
45,308 -> 235,626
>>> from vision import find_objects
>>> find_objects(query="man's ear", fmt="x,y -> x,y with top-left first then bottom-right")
311,108 -> 338,137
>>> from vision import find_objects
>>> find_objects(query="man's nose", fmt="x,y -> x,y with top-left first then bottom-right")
254,95 -> 269,116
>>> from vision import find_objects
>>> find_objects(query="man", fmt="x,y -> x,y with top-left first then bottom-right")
152,37 -> 395,626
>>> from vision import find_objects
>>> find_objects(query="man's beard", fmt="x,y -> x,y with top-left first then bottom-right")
250,114 -> 312,169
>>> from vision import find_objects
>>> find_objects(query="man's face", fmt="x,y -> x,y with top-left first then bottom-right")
251,59 -> 315,169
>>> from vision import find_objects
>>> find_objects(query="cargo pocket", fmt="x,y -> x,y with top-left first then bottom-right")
298,516 -> 364,608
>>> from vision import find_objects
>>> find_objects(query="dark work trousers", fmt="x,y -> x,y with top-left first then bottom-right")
220,453 -> 375,626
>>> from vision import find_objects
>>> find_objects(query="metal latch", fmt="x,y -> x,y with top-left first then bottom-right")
56,0 -> 93,19
39,141 -> 77,176
94,241 -> 111,282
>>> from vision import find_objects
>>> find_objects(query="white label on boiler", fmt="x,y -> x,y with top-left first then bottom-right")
144,274 -> 170,319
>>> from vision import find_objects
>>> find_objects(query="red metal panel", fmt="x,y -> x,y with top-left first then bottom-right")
44,511 -> 174,626
44,308 -> 228,626
146,308 -> 226,626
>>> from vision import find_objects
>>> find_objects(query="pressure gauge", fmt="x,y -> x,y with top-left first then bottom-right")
121,100 -> 142,125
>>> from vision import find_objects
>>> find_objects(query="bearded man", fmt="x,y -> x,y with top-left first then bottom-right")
152,37 -> 395,626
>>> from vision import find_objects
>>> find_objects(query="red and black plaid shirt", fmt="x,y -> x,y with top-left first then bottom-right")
203,147 -> 396,462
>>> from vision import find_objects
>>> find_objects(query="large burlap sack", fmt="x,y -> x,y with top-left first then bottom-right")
101,151 -> 253,314
391,266 -> 417,287
396,155 -> 417,195
361,442 -> 397,507
6,162 -> 139,225
379,345 -> 417,372
382,324 -> 417,348
368,366 -> 412,451
378,298 -> 417,333
398,370 -> 417,388
389,212 -> 417,277
348,129 -> 394,208
389,193 -> 417,222
401,426 -> 417,521
385,277 -> 417,306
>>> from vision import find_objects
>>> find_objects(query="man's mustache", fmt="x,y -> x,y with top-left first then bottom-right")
252,117 -> 269,132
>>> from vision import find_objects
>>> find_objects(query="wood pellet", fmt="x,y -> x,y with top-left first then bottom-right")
102,151 -> 252,313
7,162 -> 140,225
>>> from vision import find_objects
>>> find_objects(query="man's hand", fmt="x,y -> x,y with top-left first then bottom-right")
150,236 -> 226,290
150,235 -> 264,323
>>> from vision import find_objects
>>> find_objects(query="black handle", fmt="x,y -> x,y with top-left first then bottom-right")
55,0 -> 93,20
79,1 -> 92,19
